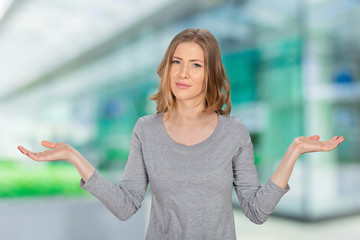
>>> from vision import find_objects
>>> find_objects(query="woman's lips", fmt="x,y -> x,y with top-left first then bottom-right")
176,83 -> 191,89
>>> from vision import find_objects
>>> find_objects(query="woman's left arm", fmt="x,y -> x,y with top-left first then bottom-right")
271,135 -> 345,189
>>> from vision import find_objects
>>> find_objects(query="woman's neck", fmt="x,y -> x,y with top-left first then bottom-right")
166,100 -> 210,125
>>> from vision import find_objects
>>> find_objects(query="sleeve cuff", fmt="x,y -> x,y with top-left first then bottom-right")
79,168 -> 98,190
267,178 -> 290,194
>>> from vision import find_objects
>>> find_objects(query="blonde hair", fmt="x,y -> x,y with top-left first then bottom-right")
150,28 -> 231,120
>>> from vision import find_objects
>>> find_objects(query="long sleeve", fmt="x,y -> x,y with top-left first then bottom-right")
233,136 -> 289,225
79,117 -> 149,221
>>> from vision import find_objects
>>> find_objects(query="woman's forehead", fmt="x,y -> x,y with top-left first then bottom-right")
173,42 -> 204,60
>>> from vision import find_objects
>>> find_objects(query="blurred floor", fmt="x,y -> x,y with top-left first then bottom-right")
1,196 -> 360,240
0,196 -> 149,240
234,208 -> 360,240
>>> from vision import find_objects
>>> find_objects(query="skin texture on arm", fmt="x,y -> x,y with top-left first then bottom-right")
17,141 -> 95,182
271,135 -> 345,189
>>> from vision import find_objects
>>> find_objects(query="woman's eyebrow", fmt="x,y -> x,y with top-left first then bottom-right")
172,56 -> 204,63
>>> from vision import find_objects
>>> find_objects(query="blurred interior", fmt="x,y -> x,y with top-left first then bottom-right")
0,0 -> 359,239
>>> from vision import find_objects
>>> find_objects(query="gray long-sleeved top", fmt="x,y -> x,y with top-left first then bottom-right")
80,111 -> 289,239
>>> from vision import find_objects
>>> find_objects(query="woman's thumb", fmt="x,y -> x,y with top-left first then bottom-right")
41,140 -> 55,148
310,135 -> 320,140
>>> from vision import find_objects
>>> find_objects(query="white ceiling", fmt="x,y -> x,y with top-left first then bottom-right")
0,0 -> 173,100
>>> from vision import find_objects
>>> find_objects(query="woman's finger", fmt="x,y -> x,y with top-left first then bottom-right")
327,136 -> 339,144
17,146 -> 36,159
27,149 -> 56,162
18,146 -> 47,161
17,146 -> 30,156
25,151 -> 41,161
41,140 -> 55,148
328,136 -> 344,145
27,151 -> 47,161
337,136 -> 345,145
321,136 -> 344,151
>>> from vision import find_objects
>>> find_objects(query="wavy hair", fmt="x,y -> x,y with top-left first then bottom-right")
150,28 -> 231,120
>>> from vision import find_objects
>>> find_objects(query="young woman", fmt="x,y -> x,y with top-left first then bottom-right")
18,28 -> 344,239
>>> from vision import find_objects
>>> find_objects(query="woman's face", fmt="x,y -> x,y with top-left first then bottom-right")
169,42 -> 205,106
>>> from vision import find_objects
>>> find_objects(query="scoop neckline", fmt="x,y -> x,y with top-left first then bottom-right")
157,110 -> 222,152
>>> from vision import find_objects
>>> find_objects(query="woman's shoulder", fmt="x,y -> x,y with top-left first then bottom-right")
135,113 -> 161,128
131,113 -> 160,138
221,113 -> 248,131
220,113 -> 251,143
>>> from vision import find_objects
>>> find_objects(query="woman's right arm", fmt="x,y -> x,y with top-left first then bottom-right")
18,141 -> 95,182
17,118 -> 149,221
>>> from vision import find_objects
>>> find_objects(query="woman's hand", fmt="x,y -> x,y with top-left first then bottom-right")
292,135 -> 345,156
18,141 -> 95,182
271,135 -> 344,189
18,141 -> 75,163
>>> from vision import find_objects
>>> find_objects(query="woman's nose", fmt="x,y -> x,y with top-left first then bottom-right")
180,65 -> 189,79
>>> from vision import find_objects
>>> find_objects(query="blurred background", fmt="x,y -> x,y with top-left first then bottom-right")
0,0 -> 359,239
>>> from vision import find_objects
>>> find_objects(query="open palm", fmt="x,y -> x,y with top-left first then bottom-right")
18,141 -> 74,162
294,135 -> 344,155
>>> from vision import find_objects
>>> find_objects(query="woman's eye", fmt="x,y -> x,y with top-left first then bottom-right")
193,63 -> 202,68
172,60 -> 180,64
